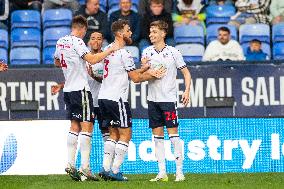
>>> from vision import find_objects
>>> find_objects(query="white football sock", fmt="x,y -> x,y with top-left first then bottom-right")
112,141 -> 129,174
67,131 -> 78,167
154,135 -> 166,175
169,134 -> 183,174
102,132 -> 110,143
103,138 -> 117,172
79,132 -> 92,170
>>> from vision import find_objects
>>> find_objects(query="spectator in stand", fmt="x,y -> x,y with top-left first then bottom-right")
43,0 -> 79,14
10,0 -> 42,11
0,0 -> 9,30
172,0 -> 205,27
245,39 -> 268,61
139,0 -> 174,50
109,0 -> 140,45
0,61 -> 8,72
75,0 -> 109,44
229,0 -> 271,28
139,0 -> 173,15
270,0 -> 284,25
203,26 -> 245,61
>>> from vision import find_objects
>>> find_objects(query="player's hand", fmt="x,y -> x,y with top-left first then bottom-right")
141,57 -> 150,70
149,66 -> 167,79
181,91 -> 190,107
86,63 -> 94,78
0,61 -> 8,72
51,84 -> 62,95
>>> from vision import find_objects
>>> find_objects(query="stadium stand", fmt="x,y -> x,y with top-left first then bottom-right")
11,28 -> 41,49
10,47 -> 40,65
206,24 -> 237,45
43,47 -> 56,64
0,48 -> 8,63
206,4 -> 236,25
175,44 -> 205,62
0,29 -> 8,49
273,43 -> 284,60
42,9 -> 72,29
239,24 -> 270,45
43,27 -> 71,48
11,10 -> 41,30
174,25 -> 204,45
272,23 -> 284,44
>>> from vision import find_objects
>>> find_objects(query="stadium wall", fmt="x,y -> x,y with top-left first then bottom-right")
0,62 -> 284,119
1,118 -> 284,175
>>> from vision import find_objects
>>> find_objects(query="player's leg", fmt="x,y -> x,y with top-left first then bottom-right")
64,92 -> 81,181
148,101 -> 168,182
163,103 -> 184,182
75,90 -> 98,181
109,100 -> 132,181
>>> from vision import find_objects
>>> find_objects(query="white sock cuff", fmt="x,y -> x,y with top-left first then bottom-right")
106,138 -> 117,146
103,133 -> 110,137
69,131 -> 79,137
80,132 -> 92,138
154,135 -> 164,141
117,141 -> 129,150
169,134 -> 179,139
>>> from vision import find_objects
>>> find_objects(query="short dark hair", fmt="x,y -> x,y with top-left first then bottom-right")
250,39 -> 261,44
72,15 -> 88,29
150,20 -> 168,34
111,19 -> 130,34
218,26 -> 230,34
150,0 -> 164,5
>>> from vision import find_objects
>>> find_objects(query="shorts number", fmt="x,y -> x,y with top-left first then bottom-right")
60,54 -> 67,68
165,111 -> 177,121
104,59 -> 109,78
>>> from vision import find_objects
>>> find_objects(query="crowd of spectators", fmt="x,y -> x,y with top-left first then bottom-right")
1,0 -> 284,63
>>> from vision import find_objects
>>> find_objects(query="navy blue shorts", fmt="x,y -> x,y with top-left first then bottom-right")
94,107 -> 108,130
64,89 -> 94,122
98,99 -> 132,128
148,101 -> 178,129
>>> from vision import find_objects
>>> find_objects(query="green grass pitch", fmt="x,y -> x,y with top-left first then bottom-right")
1,173 -> 284,189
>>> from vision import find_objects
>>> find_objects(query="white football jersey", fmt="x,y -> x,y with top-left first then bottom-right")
87,62 -> 104,107
142,45 -> 187,102
98,44 -> 136,102
54,35 -> 90,92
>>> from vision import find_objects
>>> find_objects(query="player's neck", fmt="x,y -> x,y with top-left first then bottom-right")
153,41 -> 166,52
71,31 -> 82,39
114,38 -> 126,47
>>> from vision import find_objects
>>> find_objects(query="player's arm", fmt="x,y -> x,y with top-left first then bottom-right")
51,82 -> 64,95
83,42 -> 121,65
0,61 -> 8,72
54,58 -> 61,68
87,64 -> 103,83
128,67 -> 166,83
180,67 -> 191,107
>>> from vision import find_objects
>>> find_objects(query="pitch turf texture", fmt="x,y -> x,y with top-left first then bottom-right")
1,173 -> 284,189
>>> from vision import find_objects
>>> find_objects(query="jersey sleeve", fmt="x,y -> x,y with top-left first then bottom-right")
74,38 -> 90,58
122,50 -> 136,72
173,48 -> 187,70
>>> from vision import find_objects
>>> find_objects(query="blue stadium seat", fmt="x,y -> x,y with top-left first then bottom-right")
10,47 -> 40,65
174,25 -> 204,44
43,9 -> 72,29
272,23 -> 284,44
0,29 -> 8,49
239,24 -> 270,44
175,44 -> 205,62
11,10 -> 41,30
43,47 -> 56,64
43,27 -> 71,48
241,43 -> 271,59
100,0 -> 107,12
0,48 -> 8,63
206,4 -> 236,25
273,43 -> 284,60
11,28 -> 41,48
124,46 -> 139,64
206,24 -> 237,45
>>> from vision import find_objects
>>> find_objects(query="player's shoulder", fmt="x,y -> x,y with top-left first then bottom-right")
142,45 -> 155,54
